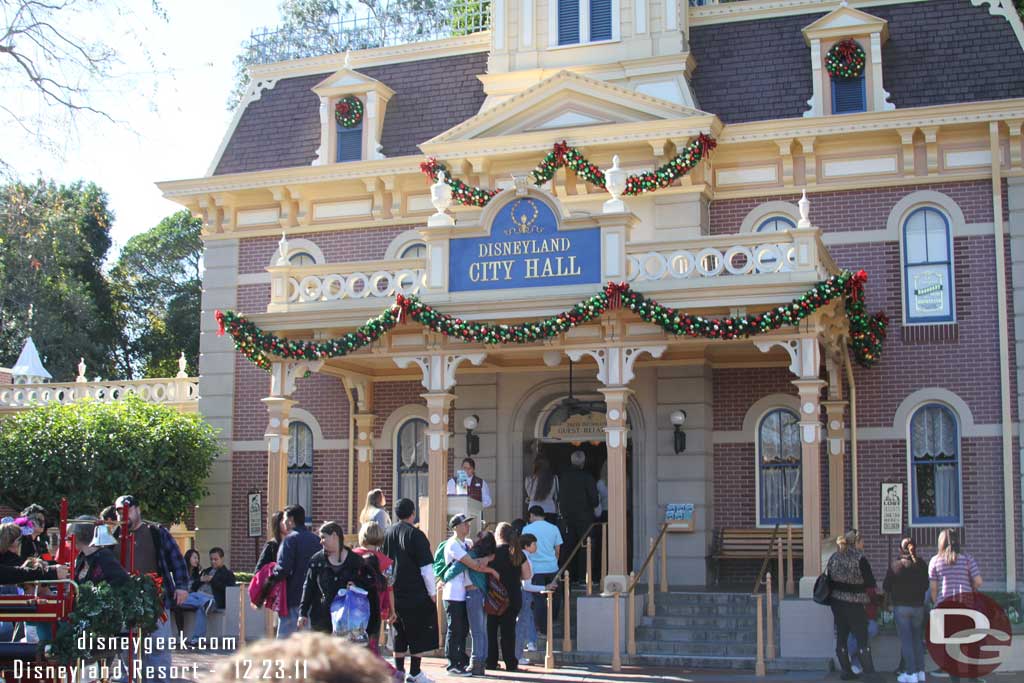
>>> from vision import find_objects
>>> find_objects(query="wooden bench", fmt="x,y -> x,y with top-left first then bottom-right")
707,528 -> 804,586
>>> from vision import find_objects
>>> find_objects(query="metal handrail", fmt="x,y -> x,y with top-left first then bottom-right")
551,521 -> 604,586
627,523 -> 670,593
751,524 -> 782,595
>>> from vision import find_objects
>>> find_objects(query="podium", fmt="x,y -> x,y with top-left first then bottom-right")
447,495 -> 483,537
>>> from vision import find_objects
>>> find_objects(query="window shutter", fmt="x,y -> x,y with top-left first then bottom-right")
558,0 -> 580,45
831,76 -> 866,114
589,0 -> 612,41
336,125 -> 362,163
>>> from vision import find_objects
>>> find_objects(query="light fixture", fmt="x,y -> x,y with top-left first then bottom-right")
670,409 -> 687,454
464,414 -> 480,456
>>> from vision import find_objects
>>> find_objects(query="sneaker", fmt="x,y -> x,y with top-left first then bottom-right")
450,666 -> 473,677
407,673 -> 434,683
916,673 -> 926,682
203,600 -> 216,615
525,642 -> 537,652
851,663 -> 863,675
899,674 -> 914,683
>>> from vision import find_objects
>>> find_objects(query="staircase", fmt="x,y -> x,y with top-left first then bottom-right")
535,590 -> 831,672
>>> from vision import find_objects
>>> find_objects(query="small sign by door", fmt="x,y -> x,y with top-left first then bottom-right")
880,483 -> 903,535
248,493 -> 263,537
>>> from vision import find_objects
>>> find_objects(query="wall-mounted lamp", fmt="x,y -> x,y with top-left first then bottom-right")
670,409 -> 687,454
464,414 -> 480,456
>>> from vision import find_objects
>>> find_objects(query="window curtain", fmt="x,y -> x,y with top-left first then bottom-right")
288,422 -> 314,518
911,406 -> 959,520
398,419 -> 428,506
759,410 -> 802,523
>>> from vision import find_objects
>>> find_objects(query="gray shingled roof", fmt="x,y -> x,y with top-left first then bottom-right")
214,51 -> 489,175
689,0 -> 1024,123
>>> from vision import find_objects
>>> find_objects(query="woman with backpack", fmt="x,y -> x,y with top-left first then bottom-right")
486,523 -> 531,672
353,521 -> 395,655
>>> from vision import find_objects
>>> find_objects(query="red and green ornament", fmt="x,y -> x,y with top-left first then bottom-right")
825,39 -> 866,80
335,95 -> 364,128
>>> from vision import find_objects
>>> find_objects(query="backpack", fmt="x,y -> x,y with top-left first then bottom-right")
432,539 -> 450,580
483,575 -> 510,616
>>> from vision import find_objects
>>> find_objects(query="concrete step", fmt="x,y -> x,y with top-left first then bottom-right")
638,614 -> 759,630
635,626 -> 758,643
544,649 -> 832,672
655,602 -> 761,617
653,591 -> 764,607
637,639 -> 758,657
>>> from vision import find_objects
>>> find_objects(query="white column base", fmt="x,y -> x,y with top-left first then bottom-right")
798,575 -> 818,600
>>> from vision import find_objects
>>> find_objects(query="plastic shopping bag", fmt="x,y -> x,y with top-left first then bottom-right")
330,586 -> 371,643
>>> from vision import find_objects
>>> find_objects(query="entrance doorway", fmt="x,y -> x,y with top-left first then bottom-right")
525,408 -> 635,576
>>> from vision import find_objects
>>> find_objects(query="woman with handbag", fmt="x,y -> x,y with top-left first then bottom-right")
486,523 -> 531,672
884,537 -> 930,683
824,530 -> 878,681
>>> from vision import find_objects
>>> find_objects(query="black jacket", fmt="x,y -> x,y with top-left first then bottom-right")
191,566 -> 237,609
74,548 -> 129,586
558,467 -> 599,523
0,563 -> 60,586
299,549 -> 380,636
883,554 -> 930,607
20,535 -> 50,561
255,540 -> 279,573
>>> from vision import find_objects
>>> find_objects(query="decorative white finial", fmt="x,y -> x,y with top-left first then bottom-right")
798,189 -> 811,228
176,352 -> 188,378
603,155 -> 627,214
840,0 -> 848,6
76,358 -> 87,383
428,170 -> 454,227
513,175 -> 530,196
277,231 -> 290,266
344,50 -> 352,69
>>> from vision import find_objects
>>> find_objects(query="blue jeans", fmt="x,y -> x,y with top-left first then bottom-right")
277,610 -> 300,639
136,608 -> 174,683
183,592 -> 215,640
466,588 -> 488,668
848,618 -> 879,665
894,606 -> 926,673
444,599 -> 469,669
516,591 -> 537,655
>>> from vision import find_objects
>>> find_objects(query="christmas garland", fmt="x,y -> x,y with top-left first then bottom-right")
216,270 -> 887,370
825,39 -> 866,80
49,573 -> 164,665
335,95 -> 364,128
419,133 -> 717,208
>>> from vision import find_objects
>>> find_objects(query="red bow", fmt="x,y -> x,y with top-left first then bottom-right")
420,158 -> 439,181
854,269 -> 868,285
696,133 -> 718,157
605,281 -> 629,310
394,294 -> 412,324
836,39 -> 858,61
215,310 -> 225,336
336,101 -> 350,115
553,141 -> 569,165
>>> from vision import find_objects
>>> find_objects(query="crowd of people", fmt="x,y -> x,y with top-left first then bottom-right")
242,451 -> 608,681
823,527 -> 983,683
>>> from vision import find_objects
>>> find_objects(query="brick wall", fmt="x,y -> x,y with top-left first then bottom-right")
236,284 -> 271,314
709,181 -> 995,235
373,381 -> 425,438
238,226 -> 414,274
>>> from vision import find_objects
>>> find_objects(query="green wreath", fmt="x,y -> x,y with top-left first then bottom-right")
825,39 -> 866,80
335,95 -> 364,128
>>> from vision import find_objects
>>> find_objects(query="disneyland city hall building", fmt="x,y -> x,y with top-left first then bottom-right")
160,0 -> 1024,664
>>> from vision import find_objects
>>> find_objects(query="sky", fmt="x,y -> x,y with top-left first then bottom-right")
4,1 -> 283,254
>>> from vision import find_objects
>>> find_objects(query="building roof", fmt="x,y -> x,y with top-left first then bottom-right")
689,0 -> 1024,124
11,337 -> 52,381
213,50 -> 489,175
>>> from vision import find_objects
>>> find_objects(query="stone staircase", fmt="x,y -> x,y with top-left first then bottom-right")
533,590 -> 831,672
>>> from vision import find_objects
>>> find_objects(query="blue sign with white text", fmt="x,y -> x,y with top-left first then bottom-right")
449,198 -> 601,292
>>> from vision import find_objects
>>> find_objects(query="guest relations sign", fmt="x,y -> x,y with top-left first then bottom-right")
448,197 -> 601,292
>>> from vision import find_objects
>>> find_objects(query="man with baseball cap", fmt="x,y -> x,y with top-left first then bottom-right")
114,494 -> 189,682
440,513 -> 497,676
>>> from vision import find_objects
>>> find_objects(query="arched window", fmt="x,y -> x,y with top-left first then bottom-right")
903,207 -> 955,323
909,404 -> 961,525
399,242 -> 427,260
755,216 -> 796,233
396,418 -> 428,514
288,251 -> 316,267
758,409 -> 802,525
288,421 -> 314,518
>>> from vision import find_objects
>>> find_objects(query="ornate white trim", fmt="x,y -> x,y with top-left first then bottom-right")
394,353 -> 487,391
205,77 -> 280,176
754,337 -> 820,378
970,0 -> 1024,50
270,359 -> 325,397
566,345 -> 666,386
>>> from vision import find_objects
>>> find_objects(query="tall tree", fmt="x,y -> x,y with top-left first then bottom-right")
229,0 -> 461,107
110,210 -> 202,378
0,179 -> 122,380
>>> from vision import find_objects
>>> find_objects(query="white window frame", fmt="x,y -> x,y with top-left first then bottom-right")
906,402 -> 963,527
548,0 -> 620,48
754,407 -> 803,528
900,206 -> 956,325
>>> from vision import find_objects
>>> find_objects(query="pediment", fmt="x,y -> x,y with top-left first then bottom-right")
426,70 -> 709,144
312,67 -> 394,100
802,5 -> 888,43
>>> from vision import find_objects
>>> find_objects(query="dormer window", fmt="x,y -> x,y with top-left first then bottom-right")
312,63 -> 393,166
553,0 -> 618,47
831,74 -> 866,114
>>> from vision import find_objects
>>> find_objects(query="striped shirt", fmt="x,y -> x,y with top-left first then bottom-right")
928,552 -> 980,602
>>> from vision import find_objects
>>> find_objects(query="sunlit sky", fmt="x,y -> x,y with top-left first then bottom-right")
4,1 -> 282,254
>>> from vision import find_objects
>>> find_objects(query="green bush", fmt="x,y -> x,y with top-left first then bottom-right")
0,396 -> 219,523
